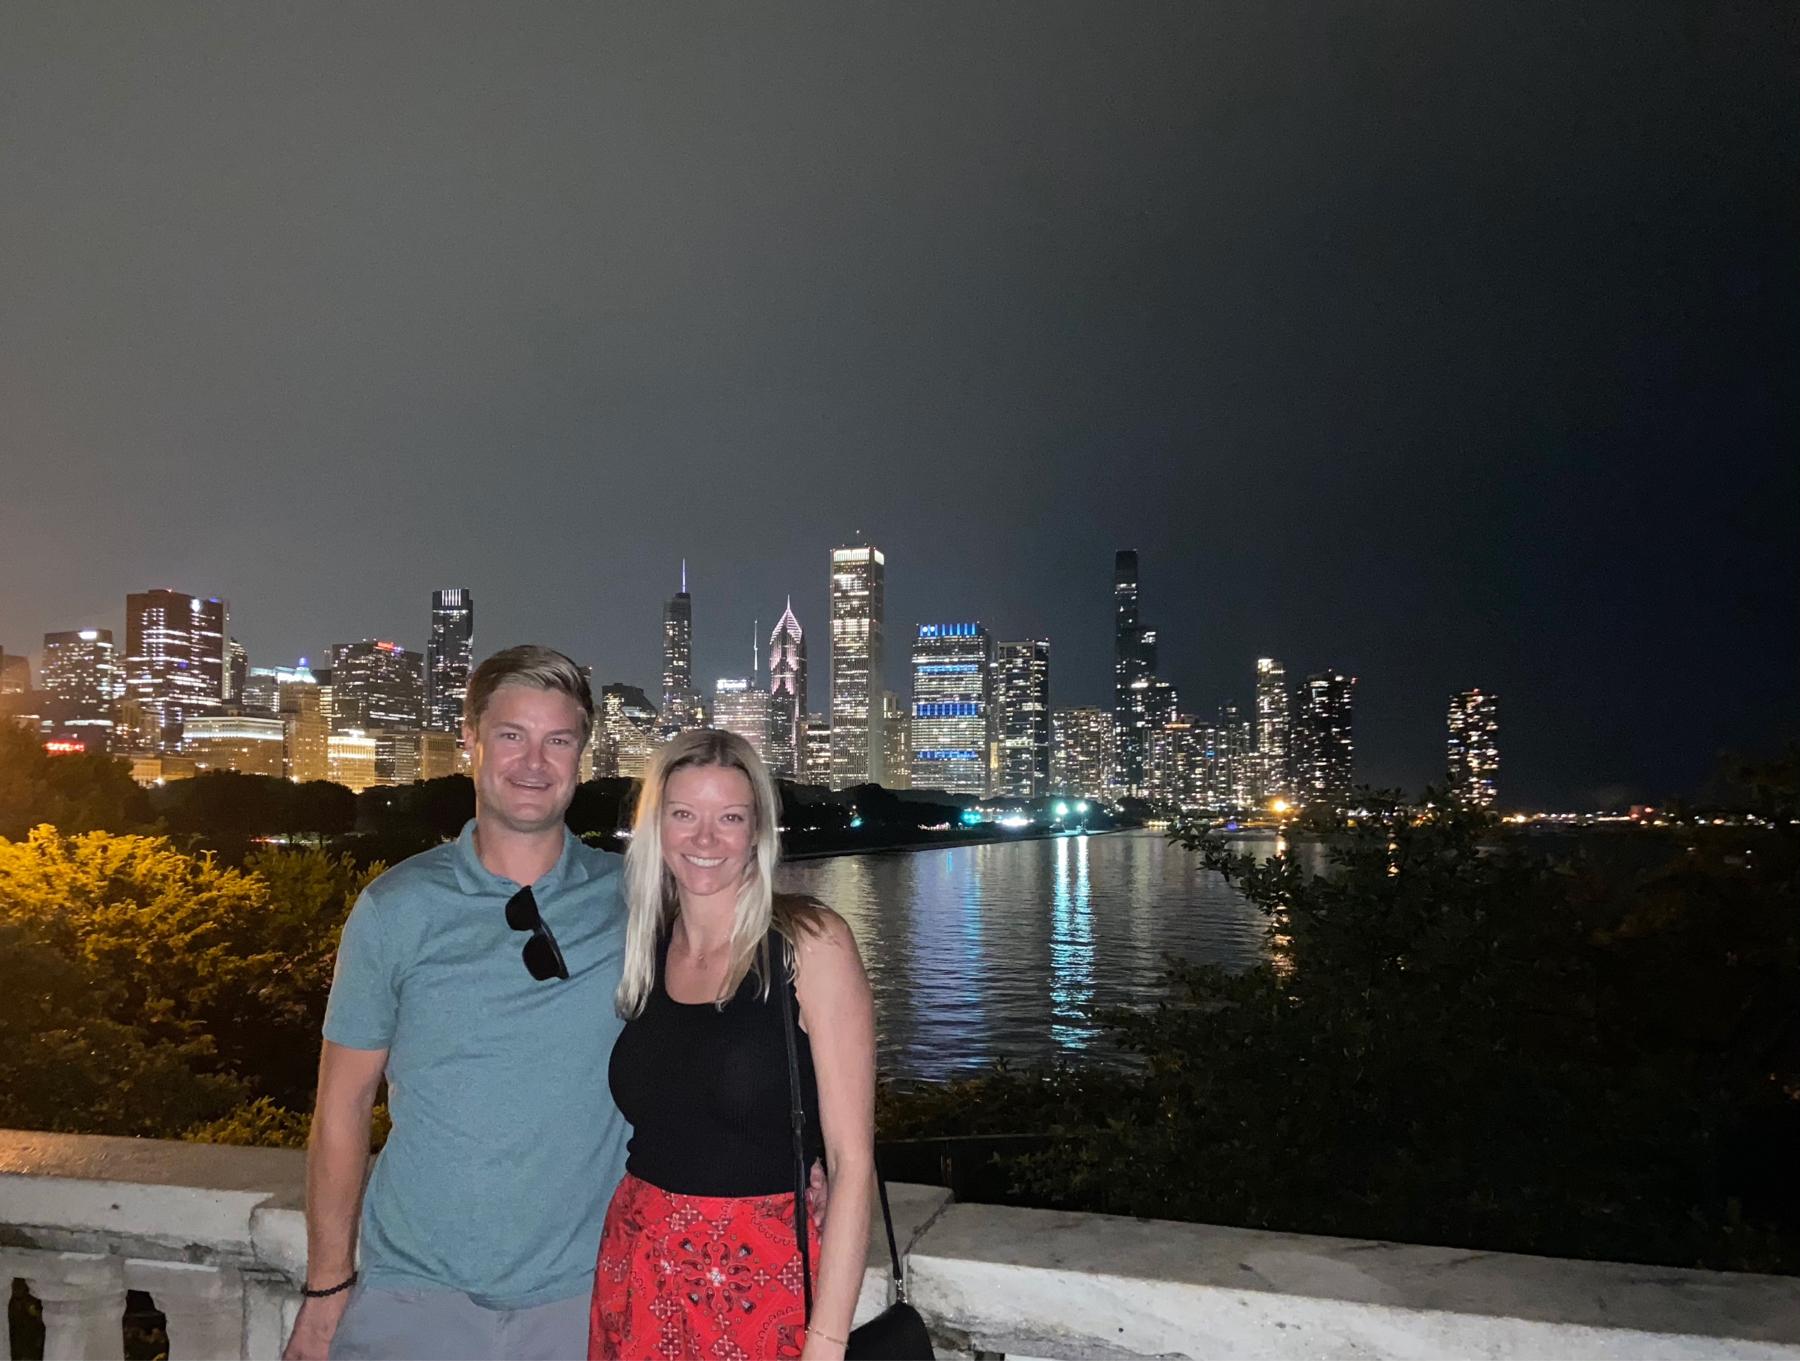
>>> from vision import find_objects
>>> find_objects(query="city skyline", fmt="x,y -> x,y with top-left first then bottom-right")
0,534 -> 1773,809
2,7 -> 1793,808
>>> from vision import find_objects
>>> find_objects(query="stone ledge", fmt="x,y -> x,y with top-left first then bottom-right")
0,1131 -> 305,1261
907,1203 -> 1800,1360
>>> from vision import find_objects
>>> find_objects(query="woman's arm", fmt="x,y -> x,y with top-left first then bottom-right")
795,909 -> 876,1360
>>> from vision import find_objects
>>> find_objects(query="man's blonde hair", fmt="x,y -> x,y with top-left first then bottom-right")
463,645 -> 594,739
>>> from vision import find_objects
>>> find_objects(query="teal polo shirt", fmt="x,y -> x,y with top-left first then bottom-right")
323,819 -> 629,1309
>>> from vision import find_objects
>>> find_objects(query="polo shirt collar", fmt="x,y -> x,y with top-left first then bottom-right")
451,818 -> 585,897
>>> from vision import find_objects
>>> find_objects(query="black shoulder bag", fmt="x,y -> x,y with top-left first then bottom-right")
778,956 -> 934,1360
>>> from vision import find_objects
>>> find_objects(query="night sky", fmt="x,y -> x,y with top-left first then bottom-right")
2,5 -> 1794,808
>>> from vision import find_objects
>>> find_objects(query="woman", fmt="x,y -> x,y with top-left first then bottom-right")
590,729 -> 875,1361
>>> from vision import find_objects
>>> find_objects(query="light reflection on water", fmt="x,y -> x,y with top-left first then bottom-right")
776,829 -> 1304,1081
1049,833 -> 1093,1050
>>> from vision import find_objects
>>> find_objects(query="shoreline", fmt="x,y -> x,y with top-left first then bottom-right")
780,824 -> 1129,862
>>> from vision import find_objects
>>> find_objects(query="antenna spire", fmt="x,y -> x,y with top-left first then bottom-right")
680,559 -> 687,594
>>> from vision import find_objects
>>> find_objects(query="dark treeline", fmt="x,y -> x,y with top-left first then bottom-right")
0,724 -> 1112,867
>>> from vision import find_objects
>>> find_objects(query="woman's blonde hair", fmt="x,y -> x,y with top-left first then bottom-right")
616,728 -> 819,1017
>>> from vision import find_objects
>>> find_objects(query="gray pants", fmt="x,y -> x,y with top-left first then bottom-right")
329,1284 -> 589,1361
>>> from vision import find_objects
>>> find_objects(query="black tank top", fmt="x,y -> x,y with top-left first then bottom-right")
609,927 -> 824,1197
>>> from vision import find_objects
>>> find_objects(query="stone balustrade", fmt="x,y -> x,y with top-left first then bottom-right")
3,1128 -> 1797,1360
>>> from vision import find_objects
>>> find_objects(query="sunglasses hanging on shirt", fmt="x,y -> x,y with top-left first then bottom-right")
505,885 -> 569,981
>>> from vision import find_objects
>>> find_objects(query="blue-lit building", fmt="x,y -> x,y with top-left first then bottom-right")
909,622 -> 993,795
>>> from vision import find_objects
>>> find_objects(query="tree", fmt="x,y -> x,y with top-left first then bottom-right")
0,725 -> 150,841
0,922 -> 243,1136
0,827 -> 380,1113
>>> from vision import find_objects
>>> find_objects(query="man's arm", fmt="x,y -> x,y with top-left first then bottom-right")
282,1041 -> 388,1361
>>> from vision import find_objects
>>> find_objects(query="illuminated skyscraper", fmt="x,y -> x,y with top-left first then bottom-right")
994,640 -> 1051,799
1253,657 -> 1291,804
661,563 -> 696,738
1447,689 -> 1500,808
1294,672 -> 1357,809
802,715 -> 833,786
829,545 -> 884,787
1147,717 -> 1204,809
242,662 -> 315,716
713,678 -> 768,758
330,641 -> 426,731
766,600 -> 806,776
426,588 -> 475,733
227,638 -> 248,703
125,589 -> 227,751
600,684 -> 659,778
1112,551 -> 1157,793
279,676 -> 329,782
1217,702 -> 1255,811
909,623 -> 992,795
881,691 -> 910,790
1050,706 -> 1115,799
41,628 -> 120,746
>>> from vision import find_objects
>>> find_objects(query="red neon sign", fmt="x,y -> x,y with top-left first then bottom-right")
44,739 -> 86,755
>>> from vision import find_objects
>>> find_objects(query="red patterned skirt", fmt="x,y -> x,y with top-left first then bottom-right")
589,1172 -> 821,1360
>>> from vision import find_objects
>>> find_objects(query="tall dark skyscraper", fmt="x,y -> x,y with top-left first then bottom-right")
125,588 -> 227,751
426,588 -> 475,733
1294,671 -> 1357,809
330,640 -> 426,731
766,599 -> 806,777
1113,550 -> 1157,793
995,639 -> 1052,798
661,562 -> 695,738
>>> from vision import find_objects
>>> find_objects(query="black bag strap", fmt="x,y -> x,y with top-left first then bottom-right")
777,937 -> 910,1324
776,937 -> 815,1321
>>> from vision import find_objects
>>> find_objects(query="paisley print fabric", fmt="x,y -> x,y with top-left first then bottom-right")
589,1172 -> 820,1360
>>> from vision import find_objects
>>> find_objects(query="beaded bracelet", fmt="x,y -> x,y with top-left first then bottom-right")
301,1272 -> 357,1299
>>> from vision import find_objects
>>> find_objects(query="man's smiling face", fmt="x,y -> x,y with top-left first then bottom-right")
463,683 -> 587,836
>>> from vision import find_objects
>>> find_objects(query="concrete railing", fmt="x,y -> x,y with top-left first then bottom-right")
2,1129 -> 1797,1360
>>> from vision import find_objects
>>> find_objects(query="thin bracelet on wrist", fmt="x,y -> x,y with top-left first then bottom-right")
809,1326 -> 848,1346
301,1272 -> 357,1299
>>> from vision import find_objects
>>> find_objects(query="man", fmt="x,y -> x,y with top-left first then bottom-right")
284,645 -> 627,1361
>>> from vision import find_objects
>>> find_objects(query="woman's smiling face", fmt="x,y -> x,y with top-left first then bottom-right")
660,763 -> 756,903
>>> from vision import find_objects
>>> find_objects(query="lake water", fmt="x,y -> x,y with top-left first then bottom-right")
776,829 -> 1291,1081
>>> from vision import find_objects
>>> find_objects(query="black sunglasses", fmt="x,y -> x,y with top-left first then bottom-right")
505,885 -> 569,982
